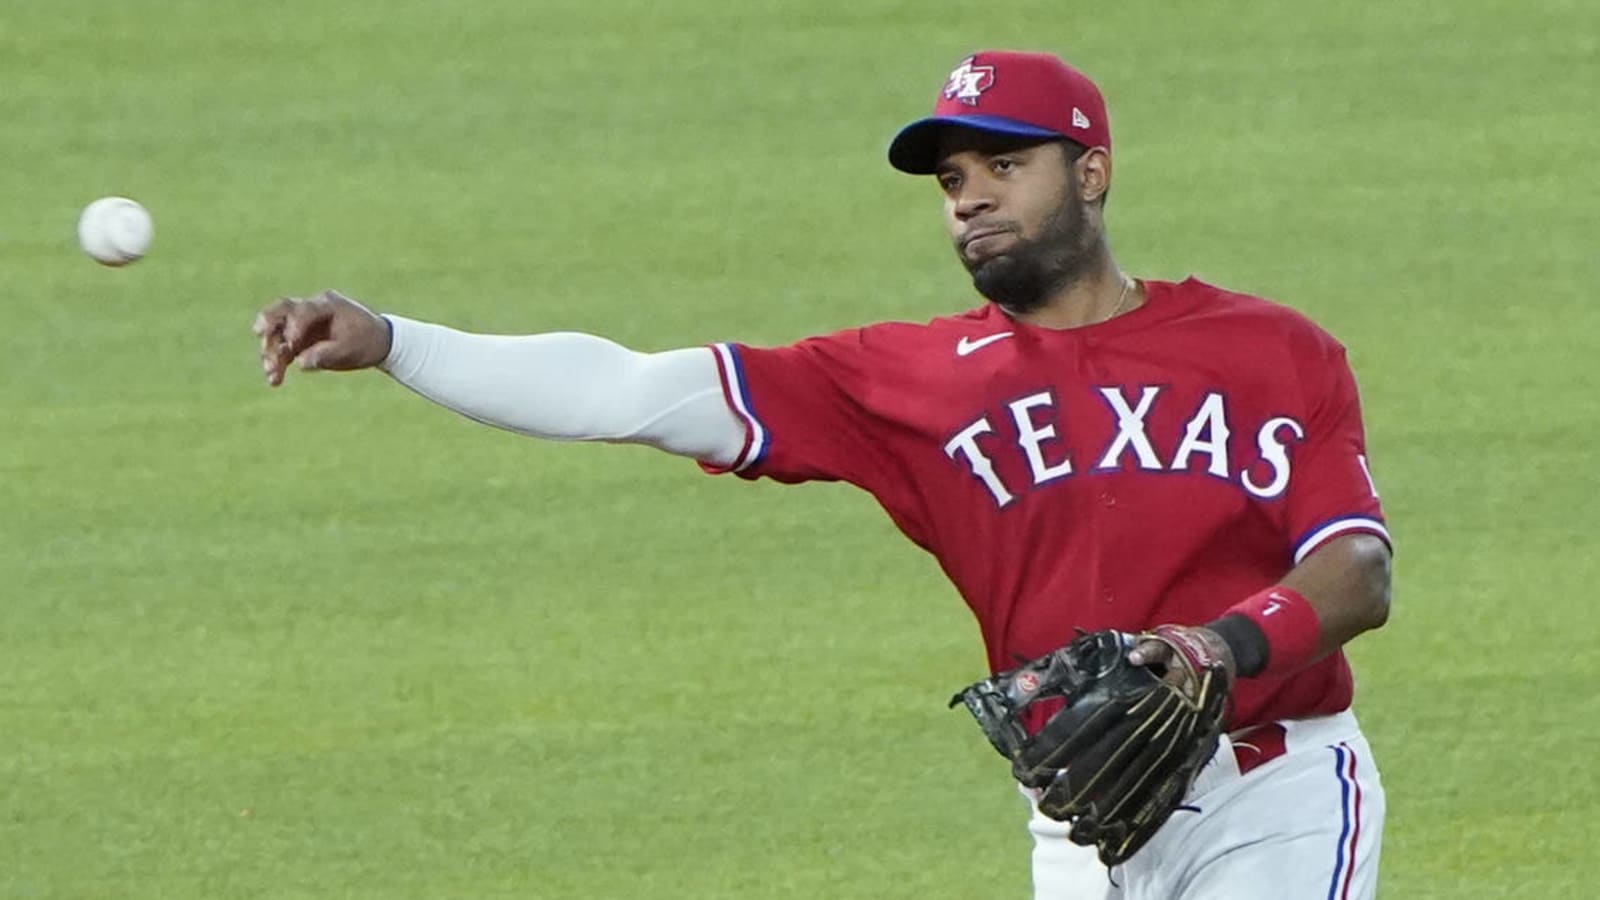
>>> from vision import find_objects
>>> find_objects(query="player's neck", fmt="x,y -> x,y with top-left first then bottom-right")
1008,258 -> 1143,330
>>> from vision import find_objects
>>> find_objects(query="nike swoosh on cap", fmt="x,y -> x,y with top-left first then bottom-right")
956,332 -> 1015,356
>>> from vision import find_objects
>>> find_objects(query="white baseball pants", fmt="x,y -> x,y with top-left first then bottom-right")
1026,710 -> 1385,900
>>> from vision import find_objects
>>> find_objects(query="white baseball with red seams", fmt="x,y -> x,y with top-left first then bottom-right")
78,197 -> 153,266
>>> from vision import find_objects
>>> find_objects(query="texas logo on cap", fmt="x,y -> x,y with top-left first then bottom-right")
889,50 -> 1111,174
943,56 -> 995,106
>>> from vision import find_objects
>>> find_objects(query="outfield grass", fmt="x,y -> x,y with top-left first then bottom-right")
2,1 -> 1597,897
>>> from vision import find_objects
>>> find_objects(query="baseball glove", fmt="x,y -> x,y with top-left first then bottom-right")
950,627 -> 1230,866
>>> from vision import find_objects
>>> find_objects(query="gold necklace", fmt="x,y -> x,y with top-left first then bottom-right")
1098,275 -> 1136,324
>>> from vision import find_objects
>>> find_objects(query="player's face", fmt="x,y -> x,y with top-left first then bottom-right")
934,132 -> 1099,313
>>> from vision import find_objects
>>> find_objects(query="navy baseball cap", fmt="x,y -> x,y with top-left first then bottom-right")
888,51 -> 1112,174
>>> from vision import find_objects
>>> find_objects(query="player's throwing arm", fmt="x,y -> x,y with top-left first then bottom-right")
253,290 -> 746,462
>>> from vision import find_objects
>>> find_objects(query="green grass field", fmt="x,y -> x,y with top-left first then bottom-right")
3,1 -> 1597,897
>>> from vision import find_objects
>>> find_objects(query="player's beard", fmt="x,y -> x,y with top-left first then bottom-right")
963,190 -> 1100,314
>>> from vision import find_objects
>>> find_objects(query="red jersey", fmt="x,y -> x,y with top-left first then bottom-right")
705,277 -> 1390,731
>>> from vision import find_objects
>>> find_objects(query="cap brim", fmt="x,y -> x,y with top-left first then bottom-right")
887,115 -> 1065,174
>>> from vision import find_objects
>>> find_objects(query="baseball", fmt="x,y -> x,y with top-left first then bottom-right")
78,197 -> 153,266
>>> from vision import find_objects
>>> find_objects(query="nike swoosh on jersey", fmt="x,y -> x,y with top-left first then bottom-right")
955,332 -> 1015,356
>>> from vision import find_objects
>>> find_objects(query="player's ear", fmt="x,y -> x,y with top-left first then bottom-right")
1078,148 -> 1111,206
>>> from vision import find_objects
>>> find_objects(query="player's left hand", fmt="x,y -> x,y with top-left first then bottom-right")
950,628 -> 1233,866
1127,624 -> 1238,686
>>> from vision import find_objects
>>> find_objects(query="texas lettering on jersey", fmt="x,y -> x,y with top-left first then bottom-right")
942,385 -> 1305,508
704,278 -> 1391,732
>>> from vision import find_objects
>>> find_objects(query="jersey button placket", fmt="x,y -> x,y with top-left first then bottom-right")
1099,490 -> 1116,601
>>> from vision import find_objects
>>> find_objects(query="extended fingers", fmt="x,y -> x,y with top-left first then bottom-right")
254,290 -> 383,384
254,299 -> 300,386
255,295 -> 334,385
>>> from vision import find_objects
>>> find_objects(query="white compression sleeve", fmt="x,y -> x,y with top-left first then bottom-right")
378,315 -> 746,467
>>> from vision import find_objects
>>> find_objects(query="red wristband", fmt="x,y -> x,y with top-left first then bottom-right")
1226,586 -> 1321,679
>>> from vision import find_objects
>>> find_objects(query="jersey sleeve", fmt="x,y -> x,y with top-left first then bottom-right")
701,330 -> 881,486
1284,339 -> 1392,563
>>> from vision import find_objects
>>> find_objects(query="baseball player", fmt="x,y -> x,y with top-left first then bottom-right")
253,51 -> 1392,899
